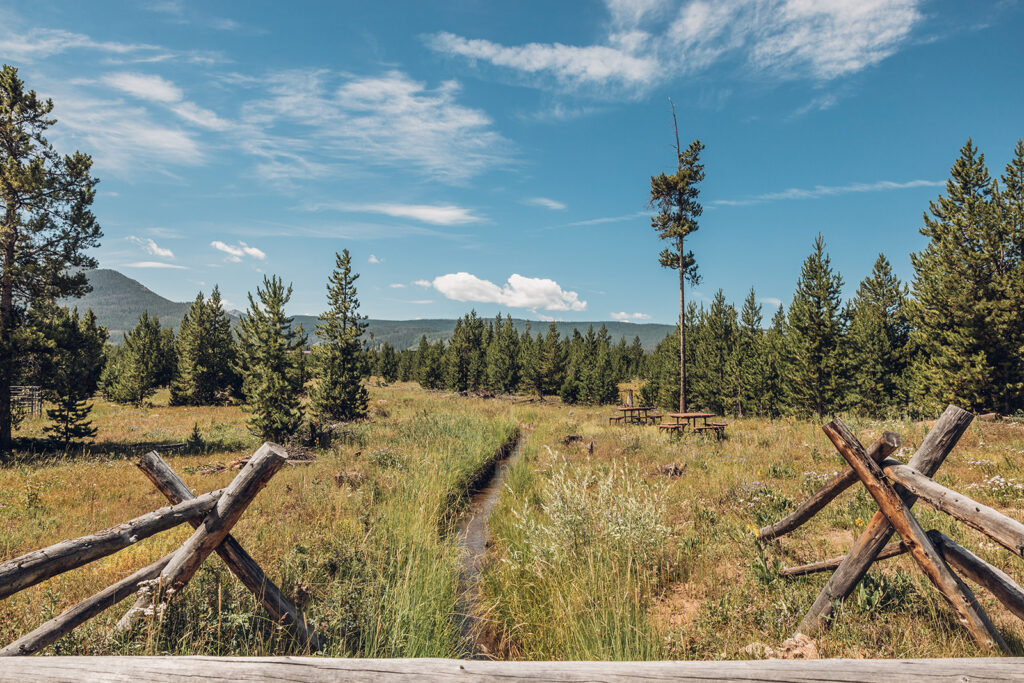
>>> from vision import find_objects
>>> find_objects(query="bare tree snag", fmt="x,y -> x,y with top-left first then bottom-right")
823,419 -> 1006,652
758,432 -> 901,541
0,553 -> 173,657
798,405 -> 973,635
0,490 -> 223,600
122,449 -> 319,650
883,461 -> 1024,557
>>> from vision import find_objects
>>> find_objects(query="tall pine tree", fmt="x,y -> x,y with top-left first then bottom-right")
237,275 -> 307,441
101,312 -> 163,406
310,250 -> 368,423
787,235 -> 845,417
650,104 -> 704,413
171,287 -> 237,405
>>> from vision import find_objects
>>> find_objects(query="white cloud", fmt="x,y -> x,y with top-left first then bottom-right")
713,178 -> 944,206
409,299 -> 434,305
170,101 -> 231,130
306,202 -> 482,225
524,197 -> 567,211
102,72 -> 183,103
240,70 -> 512,183
389,283 -> 407,288
211,240 -> 266,262
431,272 -> 586,312
427,0 -> 925,96
610,311 -> 652,321
368,254 -> 383,264
122,261 -> 187,269
759,297 -> 784,307
567,210 -> 648,227
413,279 -> 432,288
127,236 -> 174,258
0,27 -> 162,62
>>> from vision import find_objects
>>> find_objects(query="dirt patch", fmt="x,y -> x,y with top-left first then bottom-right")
653,582 -> 704,631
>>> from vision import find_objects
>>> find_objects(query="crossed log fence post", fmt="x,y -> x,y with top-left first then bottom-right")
759,405 -> 1024,653
0,442 -> 319,657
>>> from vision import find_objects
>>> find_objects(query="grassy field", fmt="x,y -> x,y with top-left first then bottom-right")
4,385 -> 1024,659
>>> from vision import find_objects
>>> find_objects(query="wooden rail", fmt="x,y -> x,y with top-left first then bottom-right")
2,656 -> 1024,682
0,443 -> 317,657
761,406 -> 1024,652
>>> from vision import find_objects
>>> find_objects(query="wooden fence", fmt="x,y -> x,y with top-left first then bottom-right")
11,385 -> 42,419
0,443 -> 319,656
759,405 -> 1024,652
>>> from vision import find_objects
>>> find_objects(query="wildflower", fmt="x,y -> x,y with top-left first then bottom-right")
855,517 -> 864,527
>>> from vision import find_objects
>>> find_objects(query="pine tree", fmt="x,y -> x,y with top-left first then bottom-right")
763,305 -> 789,418
537,322 -> 566,395
737,288 -> 766,417
155,326 -> 176,387
102,312 -> 163,405
649,105 -> 704,413
236,275 -> 307,441
908,140 -> 1016,414
0,65 -> 102,454
417,336 -> 445,389
517,325 -> 540,394
787,235 -> 846,417
376,342 -> 399,383
486,315 -> 521,394
844,254 -> 910,415
310,250 -> 368,423
171,288 -> 237,405
996,140 -> 1024,411
35,306 -> 107,446
692,291 -> 739,414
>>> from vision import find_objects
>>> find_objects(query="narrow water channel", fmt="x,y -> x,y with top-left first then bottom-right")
454,434 -> 523,658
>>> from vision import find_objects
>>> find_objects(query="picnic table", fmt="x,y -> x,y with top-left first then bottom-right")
609,406 -> 660,425
658,412 -> 726,437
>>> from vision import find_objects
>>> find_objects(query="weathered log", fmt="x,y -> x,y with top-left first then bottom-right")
125,449 -> 321,650
780,540 -> 908,578
2,656 -> 1024,681
823,419 -> 1006,652
116,443 -> 285,634
758,432 -> 901,541
928,530 -> 1024,623
798,405 -> 973,635
0,553 -> 173,657
0,490 -> 223,601
882,461 -> 1024,558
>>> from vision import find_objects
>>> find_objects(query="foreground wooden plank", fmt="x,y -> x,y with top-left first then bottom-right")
128,449 -> 321,650
1,656 -> 1022,682
0,490 -> 223,600
799,405 -> 974,635
758,432 -> 901,541
823,419 -> 1006,652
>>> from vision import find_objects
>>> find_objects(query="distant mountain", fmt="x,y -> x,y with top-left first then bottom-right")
65,269 -> 674,349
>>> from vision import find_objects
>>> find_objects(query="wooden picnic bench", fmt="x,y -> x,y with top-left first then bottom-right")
609,406 -> 656,425
659,413 -> 726,437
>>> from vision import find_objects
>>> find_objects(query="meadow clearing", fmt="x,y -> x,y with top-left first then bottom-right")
3,384 -> 1024,660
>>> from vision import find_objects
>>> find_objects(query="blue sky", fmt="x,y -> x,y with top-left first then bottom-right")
3,1 -> 1022,323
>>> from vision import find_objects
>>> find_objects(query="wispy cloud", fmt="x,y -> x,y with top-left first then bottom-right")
122,260 -> 187,269
211,240 -> 266,262
610,311 -> 651,321
368,254 -> 383,264
127,236 -> 174,258
524,197 -> 567,210
413,279 -> 432,288
304,201 -> 483,225
567,210 -> 648,227
0,27 -> 162,62
389,283 -> 407,288
431,272 -> 586,311
712,178 -> 944,206
759,296 -> 783,307
102,72 -> 182,102
240,70 -> 513,183
427,0 -> 925,97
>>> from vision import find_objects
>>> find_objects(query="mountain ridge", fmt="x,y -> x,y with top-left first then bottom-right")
64,269 -> 674,350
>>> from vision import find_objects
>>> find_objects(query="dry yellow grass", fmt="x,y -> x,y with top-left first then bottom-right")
4,386 -> 1024,659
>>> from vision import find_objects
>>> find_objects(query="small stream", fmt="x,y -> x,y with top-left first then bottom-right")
454,434 -> 523,658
